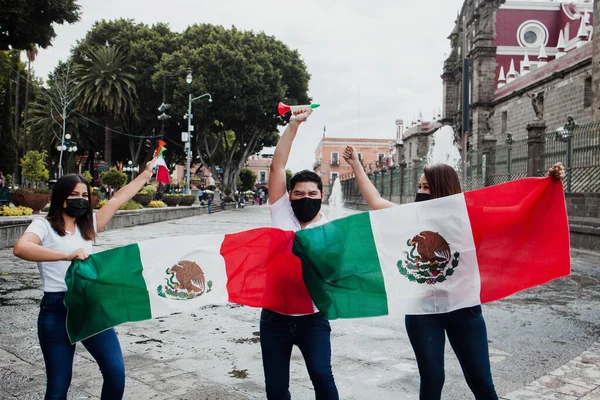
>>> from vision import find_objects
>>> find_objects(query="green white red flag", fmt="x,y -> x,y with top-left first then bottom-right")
64,177 -> 569,343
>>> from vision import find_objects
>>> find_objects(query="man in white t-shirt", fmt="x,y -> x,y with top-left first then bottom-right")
261,108 -> 339,399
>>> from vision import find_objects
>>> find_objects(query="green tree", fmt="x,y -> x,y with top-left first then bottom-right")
100,167 -> 128,189
28,61 -> 90,177
22,45 -> 38,154
72,19 -> 183,170
0,50 -> 28,180
20,150 -> 49,187
0,0 -> 81,50
74,45 -> 137,168
157,24 -> 310,192
285,169 -> 293,191
238,168 -> 257,192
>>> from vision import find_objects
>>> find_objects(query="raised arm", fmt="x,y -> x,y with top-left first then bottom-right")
96,159 -> 156,232
343,145 -> 395,210
268,109 -> 312,204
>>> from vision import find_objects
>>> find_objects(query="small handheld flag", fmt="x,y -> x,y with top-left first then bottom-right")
153,140 -> 171,184
277,102 -> 320,116
153,140 -> 167,158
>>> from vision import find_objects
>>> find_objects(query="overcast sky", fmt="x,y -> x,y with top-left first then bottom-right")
32,0 -> 464,173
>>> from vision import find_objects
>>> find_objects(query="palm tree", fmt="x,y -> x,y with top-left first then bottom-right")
74,46 -> 137,167
22,45 -> 38,153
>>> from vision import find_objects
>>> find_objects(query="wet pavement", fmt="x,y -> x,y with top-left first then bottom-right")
0,205 -> 599,399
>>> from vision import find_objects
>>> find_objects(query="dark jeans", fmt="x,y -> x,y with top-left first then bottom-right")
405,305 -> 498,400
260,309 -> 339,400
38,292 -> 125,400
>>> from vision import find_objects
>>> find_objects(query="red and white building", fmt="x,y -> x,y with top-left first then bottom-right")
493,0 -> 594,87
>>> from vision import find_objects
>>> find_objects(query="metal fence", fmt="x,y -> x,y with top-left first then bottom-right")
340,119 -> 600,204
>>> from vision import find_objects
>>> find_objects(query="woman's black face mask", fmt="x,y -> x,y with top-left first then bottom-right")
415,193 -> 432,202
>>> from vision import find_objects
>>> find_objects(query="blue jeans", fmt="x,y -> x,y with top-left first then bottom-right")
260,309 -> 339,400
405,305 -> 498,400
38,292 -> 125,400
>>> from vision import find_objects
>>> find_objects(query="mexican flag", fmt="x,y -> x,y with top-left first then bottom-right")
65,177 -> 569,342
153,140 -> 170,184
293,176 -> 570,318
65,228 -> 313,343
155,155 -> 171,184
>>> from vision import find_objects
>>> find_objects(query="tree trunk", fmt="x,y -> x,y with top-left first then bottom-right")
22,61 -> 31,154
13,72 -> 21,185
104,121 -> 112,167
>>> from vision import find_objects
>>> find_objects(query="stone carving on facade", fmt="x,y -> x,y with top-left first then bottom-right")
527,92 -> 545,121
480,111 -> 495,136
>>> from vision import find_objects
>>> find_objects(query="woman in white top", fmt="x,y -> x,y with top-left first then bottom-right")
13,160 -> 155,400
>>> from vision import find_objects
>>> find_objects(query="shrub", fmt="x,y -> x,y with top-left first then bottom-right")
224,186 -> 232,196
147,200 -> 166,208
92,189 -> 101,197
0,205 -> 34,216
138,185 -> 157,196
20,150 -> 49,186
5,174 -> 12,188
12,188 -> 51,195
95,200 -> 108,209
119,201 -> 143,211
81,170 -> 93,183
100,168 -> 128,189
222,196 -> 235,203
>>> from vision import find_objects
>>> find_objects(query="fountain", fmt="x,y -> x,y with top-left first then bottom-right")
425,125 -> 463,173
328,178 -> 344,220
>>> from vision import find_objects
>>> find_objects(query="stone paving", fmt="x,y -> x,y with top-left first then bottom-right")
0,205 -> 599,399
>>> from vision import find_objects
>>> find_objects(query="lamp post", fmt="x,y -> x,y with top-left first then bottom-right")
123,160 -> 138,181
158,70 -> 193,139
183,72 -> 212,194
56,134 -> 77,175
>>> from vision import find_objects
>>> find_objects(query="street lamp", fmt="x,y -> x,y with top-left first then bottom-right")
183,71 -> 212,194
123,160 -> 138,180
158,69 -> 193,138
56,134 -> 78,175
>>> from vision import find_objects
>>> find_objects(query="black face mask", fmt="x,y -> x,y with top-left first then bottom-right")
64,198 -> 89,218
415,193 -> 432,202
291,197 -> 322,223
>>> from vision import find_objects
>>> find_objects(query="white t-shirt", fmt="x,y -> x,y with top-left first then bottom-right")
269,193 -> 327,315
25,216 -> 97,292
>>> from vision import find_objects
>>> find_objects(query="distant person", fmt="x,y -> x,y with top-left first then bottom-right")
12,159 -> 157,400
238,196 -> 245,209
207,195 -> 213,214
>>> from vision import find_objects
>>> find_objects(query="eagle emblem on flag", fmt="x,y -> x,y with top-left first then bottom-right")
157,260 -> 213,300
397,231 -> 460,285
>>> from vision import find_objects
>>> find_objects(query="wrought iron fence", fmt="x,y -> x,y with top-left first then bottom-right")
543,119 -> 600,192
340,119 -> 600,204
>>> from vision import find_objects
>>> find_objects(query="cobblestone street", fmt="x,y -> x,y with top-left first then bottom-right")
1,206 -> 599,399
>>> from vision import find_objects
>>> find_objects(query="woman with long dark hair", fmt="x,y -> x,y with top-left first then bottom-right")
13,160 -> 155,400
343,145 -> 564,400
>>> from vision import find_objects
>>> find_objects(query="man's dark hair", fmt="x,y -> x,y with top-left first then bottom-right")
290,170 -> 323,192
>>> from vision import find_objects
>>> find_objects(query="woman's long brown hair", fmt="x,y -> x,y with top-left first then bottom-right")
46,174 -> 96,241
423,163 -> 462,199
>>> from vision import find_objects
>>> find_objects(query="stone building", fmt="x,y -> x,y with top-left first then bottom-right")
441,0 -> 595,158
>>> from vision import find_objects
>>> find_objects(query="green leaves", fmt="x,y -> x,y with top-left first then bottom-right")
20,150 -> 49,185
74,46 -> 137,115
0,0 -> 81,50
